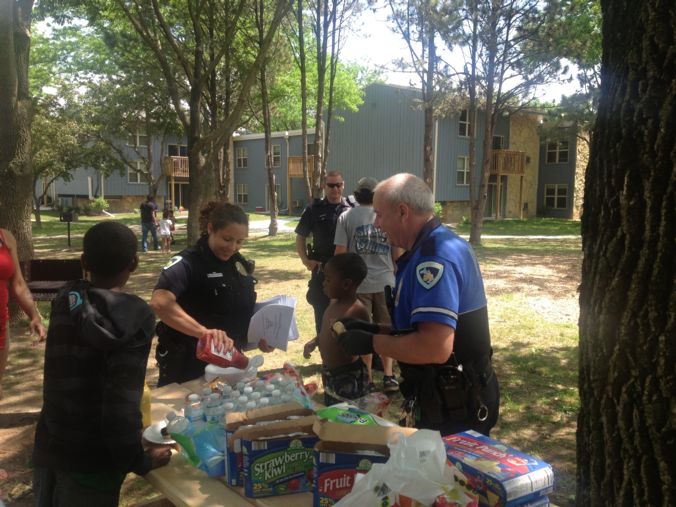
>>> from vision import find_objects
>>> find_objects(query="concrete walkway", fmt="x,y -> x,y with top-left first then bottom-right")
248,218 -> 296,234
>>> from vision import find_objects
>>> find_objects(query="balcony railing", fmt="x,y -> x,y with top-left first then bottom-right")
287,155 -> 315,177
491,150 -> 525,175
164,156 -> 189,178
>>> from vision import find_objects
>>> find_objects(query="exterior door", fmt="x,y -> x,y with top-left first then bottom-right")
172,182 -> 190,209
485,175 -> 508,218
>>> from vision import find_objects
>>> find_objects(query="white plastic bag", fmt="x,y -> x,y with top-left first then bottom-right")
335,430 -> 474,506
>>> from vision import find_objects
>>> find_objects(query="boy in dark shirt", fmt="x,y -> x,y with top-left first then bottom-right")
303,253 -> 371,405
33,222 -> 170,506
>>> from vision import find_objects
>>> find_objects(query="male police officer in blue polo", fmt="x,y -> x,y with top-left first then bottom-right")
336,173 -> 499,436
295,170 -> 353,334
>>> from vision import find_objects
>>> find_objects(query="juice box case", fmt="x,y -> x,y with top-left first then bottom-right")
313,441 -> 389,507
224,402 -> 312,486
241,417 -> 318,498
442,431 -> 554,507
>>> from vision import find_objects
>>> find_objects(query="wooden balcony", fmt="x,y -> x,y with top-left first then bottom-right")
163,156 -> 189,178
288,155 -> 315,177
491,150 -> 525,175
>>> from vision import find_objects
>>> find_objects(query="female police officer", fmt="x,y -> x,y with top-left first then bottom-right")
150,202 -> 264,386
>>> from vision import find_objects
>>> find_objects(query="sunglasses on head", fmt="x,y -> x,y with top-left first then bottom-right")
326,182 -> 343,189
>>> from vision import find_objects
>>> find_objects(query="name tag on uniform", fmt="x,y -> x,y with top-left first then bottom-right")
207,272 -> 223,278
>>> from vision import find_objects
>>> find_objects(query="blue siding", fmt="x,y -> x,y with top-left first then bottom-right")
329,84 -> 424,190
46,83 -> 573,220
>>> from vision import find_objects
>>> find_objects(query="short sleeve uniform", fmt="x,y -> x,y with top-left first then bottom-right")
295,197 -> 352,261
393,218 -> 490,364
154,236 -> 256,385
393,219 -> 498,435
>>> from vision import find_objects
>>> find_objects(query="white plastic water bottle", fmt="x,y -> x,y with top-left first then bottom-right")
271,389 -> 282,405
183,393 -> 199,418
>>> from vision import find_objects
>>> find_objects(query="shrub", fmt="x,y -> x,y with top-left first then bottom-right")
83,197 -> 110,216
433,202 -> 443,219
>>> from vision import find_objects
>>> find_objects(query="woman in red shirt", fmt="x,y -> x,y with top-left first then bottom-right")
0,228 -> 46,398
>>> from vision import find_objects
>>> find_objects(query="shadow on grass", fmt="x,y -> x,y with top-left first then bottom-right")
493,342 -> 579,507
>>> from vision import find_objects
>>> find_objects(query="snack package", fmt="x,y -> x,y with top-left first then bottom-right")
315,403 -> 394,426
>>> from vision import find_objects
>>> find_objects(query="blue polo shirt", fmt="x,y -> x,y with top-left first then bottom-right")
393,218 -> 491,363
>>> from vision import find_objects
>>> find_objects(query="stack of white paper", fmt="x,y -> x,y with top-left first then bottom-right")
246,295 -> 298,351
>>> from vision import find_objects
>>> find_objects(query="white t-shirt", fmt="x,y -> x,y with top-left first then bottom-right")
334,206 -> 395,294
159,219 -> 173,236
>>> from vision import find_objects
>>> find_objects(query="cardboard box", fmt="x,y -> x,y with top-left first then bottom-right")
313,441 -> 389,507
313,417 -> 417,447
240,416 -> 318,497
442,431 -> 554,507
224,402 -> 313,486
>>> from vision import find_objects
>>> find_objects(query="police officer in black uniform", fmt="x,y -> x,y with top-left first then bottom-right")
150,202 -> 260,387
295,170 -> 354,334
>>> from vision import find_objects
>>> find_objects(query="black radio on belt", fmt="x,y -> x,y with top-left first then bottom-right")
437,365 -> 468,420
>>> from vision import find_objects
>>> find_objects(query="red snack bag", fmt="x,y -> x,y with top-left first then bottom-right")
196,333 -> 249,369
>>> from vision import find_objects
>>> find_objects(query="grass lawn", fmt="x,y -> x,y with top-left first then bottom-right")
1,216 -> 580,506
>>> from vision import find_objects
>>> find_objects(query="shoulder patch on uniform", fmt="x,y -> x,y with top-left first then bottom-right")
416,261 -> 444,289
163,255 -> 183,270
68,291 -> 82,311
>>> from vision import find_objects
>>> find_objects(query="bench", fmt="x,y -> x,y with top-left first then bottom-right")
21,259 -> 84,302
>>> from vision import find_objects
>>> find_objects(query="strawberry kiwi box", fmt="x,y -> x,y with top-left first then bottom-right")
442,431 -> 554,507
224,401 -> 313,487
240,416 -> 318,498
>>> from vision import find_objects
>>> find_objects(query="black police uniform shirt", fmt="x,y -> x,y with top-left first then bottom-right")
294,197 -> 353,261
154,235 -> 256,349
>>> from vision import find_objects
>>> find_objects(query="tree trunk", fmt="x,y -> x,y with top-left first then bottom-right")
577,1 -> 675,505
0,0 -> 34,264
422,4 -> 435,190
297,0 -> 312,202
256,0 -> 277,236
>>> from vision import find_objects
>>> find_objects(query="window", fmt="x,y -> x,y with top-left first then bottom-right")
545,184 -> 568,209
307,143 -> 317,156
168,144 -> 188,157
272,144 -> 281,167
492,136 -> 504,149
458,109 -> 470,137
456,156 -> 470,186
236,183 -> 248,205
546,139 -> 569,164
128,161 -> 145,184
127,131 -> 149,148
236,147 -> 248,168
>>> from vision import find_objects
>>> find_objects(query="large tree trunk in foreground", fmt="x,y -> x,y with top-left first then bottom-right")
577,1 -> 675,505
0,0 -> 34,263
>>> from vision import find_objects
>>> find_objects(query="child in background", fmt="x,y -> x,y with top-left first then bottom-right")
159,209 -> 174,254
32,222 -> 171,506
303,252 -> 371,405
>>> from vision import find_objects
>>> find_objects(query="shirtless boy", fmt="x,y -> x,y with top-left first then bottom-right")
303,252 -> 370,405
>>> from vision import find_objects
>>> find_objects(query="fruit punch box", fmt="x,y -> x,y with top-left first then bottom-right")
241,417 -> 318,498
442,431 -> 554,507
313,441 -> 389,507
